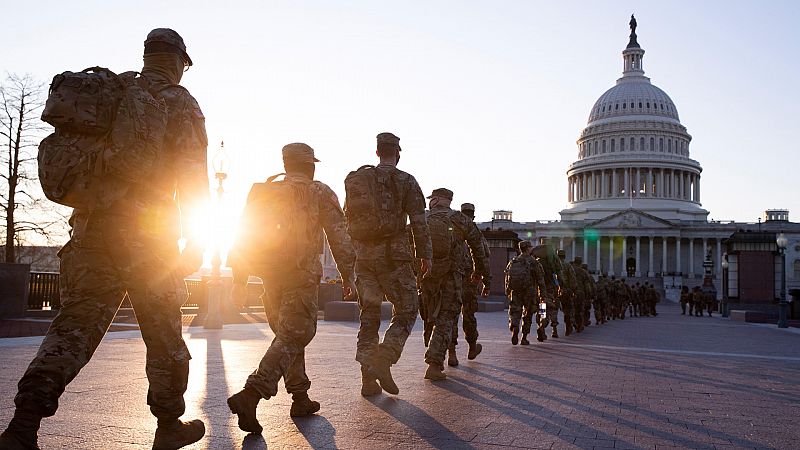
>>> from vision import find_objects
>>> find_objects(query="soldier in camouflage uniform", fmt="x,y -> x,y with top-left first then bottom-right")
345,133 -> 432,396
557,249 -> 579,335
422,188 -> 489,381
0,29 -> 207,450
226,143 -> 357,433
595,272 -> 608,325
447,202 -> 491,366
505,240 -> 547,344
571,258 -> 592,328
581,263 -> 596,327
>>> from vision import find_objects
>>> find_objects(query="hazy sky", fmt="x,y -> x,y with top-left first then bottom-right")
4,0 -> 799,232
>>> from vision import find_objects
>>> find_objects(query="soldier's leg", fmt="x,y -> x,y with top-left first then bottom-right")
376,262 -> 419,364
520,294 -> 534,343
244,282 -> 317,399
424,273 -> 461,370
461,281 -> 479,345
14,242 -> 124,419
283,348 -> 321,416
354,262 -> 383,366
127,266 -> 192,423
548,304 -> 560,338
451,312 -> 460,348
508,291 -> 523,344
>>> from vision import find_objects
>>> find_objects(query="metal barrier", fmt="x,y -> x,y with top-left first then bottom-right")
28,272 -> 61,310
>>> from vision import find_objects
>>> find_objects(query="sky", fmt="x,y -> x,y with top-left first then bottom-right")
3,0 -> 800,246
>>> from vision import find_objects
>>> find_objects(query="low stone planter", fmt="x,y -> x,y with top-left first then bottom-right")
0,263 -> 31,318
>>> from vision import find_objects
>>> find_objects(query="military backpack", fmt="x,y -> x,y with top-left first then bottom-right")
233,174 -> 321,274
38,67 -> 169,210
505,255 -> 533,293
344,165 -> 404,241
426,209 -> 459,277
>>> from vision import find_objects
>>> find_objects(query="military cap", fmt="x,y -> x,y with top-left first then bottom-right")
461,203 -> 475,212
376,132 -> 401,150
518,240 -> 532,251
557,249 -> 566,257
282,143 -> 320,164
427,188 -> 453,201
145,28 -> 193,66
573,256 -> 583,264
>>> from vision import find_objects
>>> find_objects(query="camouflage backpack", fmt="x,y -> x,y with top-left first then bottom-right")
38,67 -> 168,210
232,174 -> 321,274
505,254 -> 532,293
426,209 -> 458,277
344,165 -> 404,241
532,244 -> 562,286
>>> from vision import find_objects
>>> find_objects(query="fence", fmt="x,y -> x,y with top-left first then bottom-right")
28,272 -> 61,310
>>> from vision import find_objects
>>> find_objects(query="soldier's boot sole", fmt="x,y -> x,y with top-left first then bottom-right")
367,351 -> 399,395
467,343 -> 482,360
290,398 -> 321,417
0,430 -> 40,450
424,364 -> 447,381
360,367 -> 382,397
227,391 -> 263,434
152,419 -> 205,450
447,349 -> 459,367
551,329 -> 559,338
536,329 -> 547,342
520,336 -> 530,345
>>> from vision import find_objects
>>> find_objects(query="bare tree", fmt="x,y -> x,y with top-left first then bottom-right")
0,73 -> 69,263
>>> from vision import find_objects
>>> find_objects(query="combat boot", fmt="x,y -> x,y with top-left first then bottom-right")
551,327 -> 559,338
227,388 -> 263,433
520,334 -> 530,345
0,410 -> 41,450
511,325 -> 519,345
360,366 -> 381,397
467,342 -> 482,360
289,392 -> 320,417
424,364 -> 446,381
536,328 -> 547,342
564,323 -> 572,336
366,348 -> 399,395
447,347 -> 459,367
152,419 -> 205,450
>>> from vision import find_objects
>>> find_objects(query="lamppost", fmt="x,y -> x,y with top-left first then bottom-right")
777,232 -> 788,328
721,254 -> 729,318
205,141 -> 229,330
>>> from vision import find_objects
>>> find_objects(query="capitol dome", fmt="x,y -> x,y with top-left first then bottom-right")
560,16 -> 708,223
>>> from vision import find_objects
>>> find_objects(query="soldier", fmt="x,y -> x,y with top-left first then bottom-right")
532,244 -> 563,338
680,285 -> 690,315
595,272 -> 609,324
344,132 -> 432,396
571,258 -> 592,328
447,202 -> 491,367
505,241 -> 547,344
226,143 -> 356,432
581,263 -> 596,327
633,282 -> 643,317
556,249 -> 578,335
421,188 -> 489,381
691,286 -> 704,317
0,29 -> 208,450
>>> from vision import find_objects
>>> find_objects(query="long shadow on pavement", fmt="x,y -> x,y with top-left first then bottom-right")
291,414 -> 336,449
242,432 -> 267,449
367,396 -> 475,449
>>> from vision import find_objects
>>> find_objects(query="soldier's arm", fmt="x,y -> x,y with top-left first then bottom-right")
318,185 -> 356,283
172,92 -> 210,243
533,262 -> 547,301
405,177 -> 432,260
457,214 -> 489,282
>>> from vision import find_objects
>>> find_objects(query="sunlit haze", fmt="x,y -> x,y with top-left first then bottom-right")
4,1 -> 799,253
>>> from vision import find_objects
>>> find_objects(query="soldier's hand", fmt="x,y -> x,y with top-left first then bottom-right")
343,280 -> 357,300
231,283 -> 248,309
178,240 -> 204,276
420,258 -> 432,277
481,286 -> 490,298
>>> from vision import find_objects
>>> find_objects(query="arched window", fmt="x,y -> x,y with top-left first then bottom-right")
639,102 -> 643,108
602,140 -> 606,153
620,138 -> 625,151
610,138 -> 615,152
668,139 -> 672,152
623,102 -> 626,109
647,102 -> 651,108
615,103 -> 619,110
650,137 -> 655,151
660,138 -> 664,152
640,137 -> 645,151
630,137 -> 635,151
794,260 -> 800,279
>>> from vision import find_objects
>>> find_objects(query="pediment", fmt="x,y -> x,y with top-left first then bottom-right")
587,209 -> 676,230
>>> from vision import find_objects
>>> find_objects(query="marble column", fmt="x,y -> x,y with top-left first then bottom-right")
608,236 -> 615,276
621,237 -> 627,278
697,176 -> 701,203
559,237 -> 564,250
676,238 -> 682,275
659,170 -> 665,198
635,169 -> 641,197
635,236 -> 641,277
624,170 -> 629,197
612,170 -> 618,197
662,238 -> 667,275
595,237 -> 601,274
688,238 -> 694,278
582,238 -> 588,265
716,238 -> 722,278
571,239 -> 576,261
648,237 -> 655,277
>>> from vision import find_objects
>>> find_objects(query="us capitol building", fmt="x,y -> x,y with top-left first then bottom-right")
477,17 -> 800,303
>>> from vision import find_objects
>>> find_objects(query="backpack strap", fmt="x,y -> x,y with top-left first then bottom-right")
266,173 -> 287,183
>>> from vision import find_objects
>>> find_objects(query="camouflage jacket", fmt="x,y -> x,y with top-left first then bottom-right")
559,259 -> 578,298
459,223 -> 491,276
572,263 -> 593,298
426,205 -> 489,284
230,174 -> 355,285
350,164 -> 432,262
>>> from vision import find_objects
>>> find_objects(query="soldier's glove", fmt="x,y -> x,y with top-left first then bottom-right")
343,279 -> 357,301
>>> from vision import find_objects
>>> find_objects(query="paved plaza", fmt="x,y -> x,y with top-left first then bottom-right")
1,301 -> 799,450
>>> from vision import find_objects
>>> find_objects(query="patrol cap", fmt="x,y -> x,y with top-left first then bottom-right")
573,256 -> 583,264
518,240 -> 532,251
282,143 -> 320,164
557,249 -> 566,257
144,28 -> 193,66
427,188 -> 453,201
376,132 -> 401,151
461,203 -> 475,213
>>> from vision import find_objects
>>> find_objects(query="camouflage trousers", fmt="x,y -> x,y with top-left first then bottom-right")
422,271 -> 463,368
15,213 -> 190,420
573,294 -> 586,328
245,277 -> 318,398
451,278 -> 480,347
560,293 -> 576,331
355,259 -> 418,366
541,285 -> 559,331
508,290 -> 536,335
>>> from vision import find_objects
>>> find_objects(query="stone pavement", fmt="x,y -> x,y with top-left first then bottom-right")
1,301 -> 799,449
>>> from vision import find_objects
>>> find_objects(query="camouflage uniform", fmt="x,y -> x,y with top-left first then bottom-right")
571,261 -> 592,328
12,68 -> 208,423
451,221 -> 490,349
558,255 -> 578,335
505,250 -> 546,341
680,286 -> 690,315
348,165 -> 432,370
229,160 -> 355,400
422,199 -> 489,371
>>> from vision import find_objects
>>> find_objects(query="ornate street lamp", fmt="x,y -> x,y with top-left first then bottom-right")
777,232 -> 788,328
721,254 -> 729,318
205,141 -> 230,330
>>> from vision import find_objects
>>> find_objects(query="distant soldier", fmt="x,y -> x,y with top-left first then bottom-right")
226,143 -> 357,432
505,241 -> 547,344
532,244 -> 563,338
557,249 -> 579,335
448,202 -> 491,367
582,263 -> 596,326
0,28 -> 208,450
680,285 -> 690,315
691,286 -> 704,317
344,132 -> 432,396
571,258 -> 592,328
595,272 -> 609,324
633,282 -> 643,317
421,188 -> 489,381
